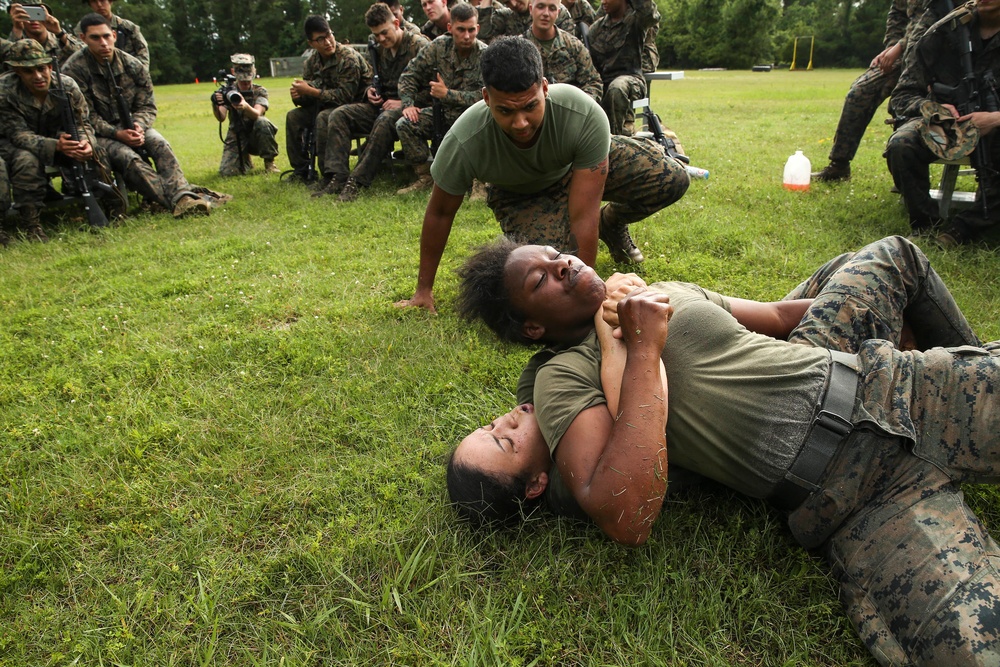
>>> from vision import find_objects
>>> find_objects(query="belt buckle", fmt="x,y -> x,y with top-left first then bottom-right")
815,409 -> 852,438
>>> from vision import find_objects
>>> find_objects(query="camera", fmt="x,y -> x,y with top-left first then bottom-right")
211,71 -> 243,107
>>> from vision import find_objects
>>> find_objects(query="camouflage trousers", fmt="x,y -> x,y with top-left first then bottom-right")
601,74 -> 646,136
219,116 -> 279,177
0,138 -> 114,211
827,64 -> 899,163
0,155 -> 9,214
324,102 -> 402,186
885,117 -> 1000,228
780,236 -> 1000,665
486,135 -> 689,252
395,106 -> 459,166
98,129 -> 193,208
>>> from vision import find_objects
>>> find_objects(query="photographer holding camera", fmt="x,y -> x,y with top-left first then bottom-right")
211,54 -> 279,176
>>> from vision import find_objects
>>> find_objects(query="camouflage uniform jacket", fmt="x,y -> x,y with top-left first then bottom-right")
74,13 -> 149,69
227,83 -> 269,131
885,0 -> 941,53
421,20 -> 448,41
566,0 -> 598,27
371,30 -> 431,101
523,26 -> 602,102
6,31 -> 83,66
588,0 -> 657,80
402,18 -> 423,34
62,47 -> 156,138
398,34 -> 484,112
892,2 -> 1000,119
302,44 -> 373,110
0,71 -> 95,166
477,3 -> 576,42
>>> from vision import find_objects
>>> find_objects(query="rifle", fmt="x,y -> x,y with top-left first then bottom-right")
302,123 -> 318,183
633,97 -> 709,179
50,58 -> 112,227
931,5 -> 998,218
431,70 -> 444,156
368,37 -> 383,100
578,21 -> 590,50
105,58 -> 152,166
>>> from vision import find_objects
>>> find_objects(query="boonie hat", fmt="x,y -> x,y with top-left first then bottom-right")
231,53 -> 255,81
7,39 -> 53,68
919,100 -> 980,161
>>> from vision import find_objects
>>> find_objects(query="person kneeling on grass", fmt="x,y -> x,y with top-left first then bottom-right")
448,234 -> 1000,666
394,35 -> 689,314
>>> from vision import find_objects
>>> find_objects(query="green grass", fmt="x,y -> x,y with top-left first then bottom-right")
2,68 -> 999,665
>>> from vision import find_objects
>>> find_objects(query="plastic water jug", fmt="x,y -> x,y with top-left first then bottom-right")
783,150 -> 811,191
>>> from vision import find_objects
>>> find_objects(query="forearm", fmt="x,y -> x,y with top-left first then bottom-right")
592,344 -> 668,545
414,187 -> 460,294
729,297 -> 812,339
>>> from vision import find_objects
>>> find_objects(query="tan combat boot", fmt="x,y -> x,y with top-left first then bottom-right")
397,163 -> 433,195
264,159 -> 280,174
173,194 -> 211,218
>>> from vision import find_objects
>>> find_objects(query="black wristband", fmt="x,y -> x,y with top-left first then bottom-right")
56,31 -> 65,39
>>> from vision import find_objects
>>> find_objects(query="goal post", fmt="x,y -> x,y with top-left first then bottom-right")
790,35 -> 815,71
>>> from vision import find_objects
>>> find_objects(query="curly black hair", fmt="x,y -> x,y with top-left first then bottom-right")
456,237 -> 541,346
480,35 -> 543,93
446,448 -> 542,527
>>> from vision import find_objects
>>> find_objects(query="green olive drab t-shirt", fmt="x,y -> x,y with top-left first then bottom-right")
430,83 -> 611,196
516,282 -> 832,504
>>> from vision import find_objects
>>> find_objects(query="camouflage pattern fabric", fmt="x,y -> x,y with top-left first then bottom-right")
887,1 -> 1000,228
319,30 -> 428,183
485,134 -> 688,250
824,0 -> 938,163
286,44 -> 373,175
218,83 -> 279,176
369,30 -> 431,102
62,48 -> 156,137
74,13 -> 149,69
63,48 -> 195,208
776,236 -> 1000,665
421,20 -> 448,41
401,18 -> 423,34
97,128 -> 193,208
0,72 -> 106,208
477,3 -> 575,42
564,0 -> 597,28
397,35 -> 484,113
523,27 -> 602,102
396,35 -> 485,166
219,117 -> 279,176
8,30 -> 84,66
0,155 -> 9,214
588,0 -> 656,134
324,103 -> 403,186
588,0 -> 655,80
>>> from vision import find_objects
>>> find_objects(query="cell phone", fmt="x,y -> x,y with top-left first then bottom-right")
22,5 -> 48,22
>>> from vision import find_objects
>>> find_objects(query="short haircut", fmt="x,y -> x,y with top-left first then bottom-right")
382,0 -> 402,6
365,2 -> 394,27
456,237 -> 537,346
79,12 -> 110,34
446,449 -> 542,527
304,15 -> 331,37
480,36 -> 543,93
449,2 -> 478,23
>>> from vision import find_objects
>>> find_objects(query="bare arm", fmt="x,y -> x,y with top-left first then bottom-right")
555,289 -> 671,546
394,184 -> 466,312
567,158 -> 608,267
727,298 -> 812,339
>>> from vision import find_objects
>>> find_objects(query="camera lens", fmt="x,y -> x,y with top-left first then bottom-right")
225,89 -> 243,106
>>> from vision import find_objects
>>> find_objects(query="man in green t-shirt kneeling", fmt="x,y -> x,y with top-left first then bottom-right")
394,35 -> 689,314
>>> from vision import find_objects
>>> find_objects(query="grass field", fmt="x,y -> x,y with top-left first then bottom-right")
2,68 -> 1000,666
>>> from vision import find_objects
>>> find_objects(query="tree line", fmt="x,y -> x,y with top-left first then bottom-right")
0,0 -> 894,84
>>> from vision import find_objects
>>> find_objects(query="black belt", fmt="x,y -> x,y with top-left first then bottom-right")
771,350 -> 859,512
